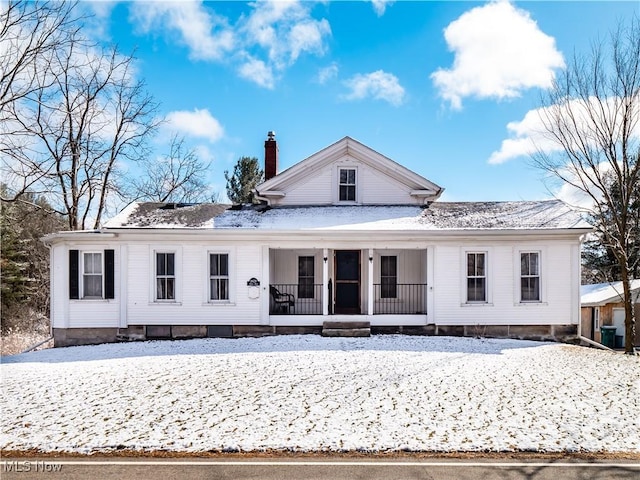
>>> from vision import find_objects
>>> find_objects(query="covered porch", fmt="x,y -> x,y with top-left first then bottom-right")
267,247 -> 430,324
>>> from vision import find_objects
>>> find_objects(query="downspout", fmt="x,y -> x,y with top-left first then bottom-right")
579,335 -> 613,351
252,188 -> 270,205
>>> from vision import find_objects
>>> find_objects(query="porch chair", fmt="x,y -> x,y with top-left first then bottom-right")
269,286 -> 295,314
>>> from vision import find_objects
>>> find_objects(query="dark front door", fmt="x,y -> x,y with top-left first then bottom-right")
334,250 -> 361,314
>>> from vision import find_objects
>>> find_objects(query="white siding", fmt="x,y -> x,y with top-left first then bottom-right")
52,243 -> 122,328
432,241 -> 576,326
361,168 -> 414,204
126,243 -> 263,326
50,235 -> 581,330
281,168 -> 333,205
275,156 -> 420,206
50,244 -> 67,329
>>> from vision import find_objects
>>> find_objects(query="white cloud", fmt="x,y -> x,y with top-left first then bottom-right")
317,63 -> 338,84
288,18 -> 331,62
128,1 -> 331,89
241,0 -> 331,68
371,0 -> 394,17
238,55 -> 275,90
555,180 -> 598,210
489,96 -> 640,164
431,1 -> 565,109
129,1 -> 234,61
343,70 -> 406,106
165,109 -> 224,143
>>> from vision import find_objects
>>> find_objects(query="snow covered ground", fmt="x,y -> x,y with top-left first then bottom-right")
1,335 -> 639,454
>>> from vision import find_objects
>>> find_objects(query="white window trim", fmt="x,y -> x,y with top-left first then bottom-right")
514,247 -> 547,305
80,251 -> 104,300
379,253 -> 399,300
335,165 -> 359,204
461,248 -> 493,306
519,250 -> 542,303
207,250 -> 234,304
150,247 -> 182,304
297,255 -> 316,299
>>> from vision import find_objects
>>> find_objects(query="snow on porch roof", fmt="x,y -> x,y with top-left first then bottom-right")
104,199 -> 591,232
580,280 -> 640,306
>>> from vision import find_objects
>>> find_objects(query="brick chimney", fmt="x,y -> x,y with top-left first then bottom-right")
264,131 -> 278,181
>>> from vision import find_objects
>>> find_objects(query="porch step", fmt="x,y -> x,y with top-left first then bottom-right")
323,321 -> 370,329
322,321 -> 371,337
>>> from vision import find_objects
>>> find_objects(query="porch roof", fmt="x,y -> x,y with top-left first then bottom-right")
104,200 -> 591,232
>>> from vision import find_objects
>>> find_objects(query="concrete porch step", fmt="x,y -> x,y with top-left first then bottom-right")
322,328 -> 371,337
323,321 -> 370,329
322,320 -> 371,337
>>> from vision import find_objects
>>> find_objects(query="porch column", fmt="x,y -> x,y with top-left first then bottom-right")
367,248 -> 374,315
260,245 -> 270,325
427,246 -> 435,323
322,248 -> 329,316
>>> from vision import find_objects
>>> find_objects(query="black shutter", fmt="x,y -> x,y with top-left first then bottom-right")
69,249 -> 79,299
105,249 -> 115,299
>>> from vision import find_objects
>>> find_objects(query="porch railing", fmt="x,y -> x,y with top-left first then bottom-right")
373,283 -> 427,315
269,284 -> 323,315
269,283 -> 428,315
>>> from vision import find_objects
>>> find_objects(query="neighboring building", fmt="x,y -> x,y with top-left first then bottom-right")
580,280 -> 640,347
43,134 -> 592,347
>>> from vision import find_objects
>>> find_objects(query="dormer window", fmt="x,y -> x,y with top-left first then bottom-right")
339,168 -> 356,201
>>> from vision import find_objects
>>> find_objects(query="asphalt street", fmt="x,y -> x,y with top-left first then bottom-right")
2,457 -> 639,480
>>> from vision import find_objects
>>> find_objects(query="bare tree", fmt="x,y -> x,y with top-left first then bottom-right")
533,17 -> 640,353
131,134 -> 216,203
1,36 -> 160,230
0,0 -> 82,111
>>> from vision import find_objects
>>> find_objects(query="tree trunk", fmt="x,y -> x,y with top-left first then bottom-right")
620,264 -> 637,354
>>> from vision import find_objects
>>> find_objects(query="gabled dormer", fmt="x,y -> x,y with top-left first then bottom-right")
254,134 -> 444,206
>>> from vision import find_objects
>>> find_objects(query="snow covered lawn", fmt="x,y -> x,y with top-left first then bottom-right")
1,335 -> 639,454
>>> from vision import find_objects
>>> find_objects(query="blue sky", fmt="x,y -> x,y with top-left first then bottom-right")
87,0 -> 638,203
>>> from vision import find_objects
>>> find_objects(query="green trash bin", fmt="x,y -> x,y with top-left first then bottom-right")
600,326 -> 617,348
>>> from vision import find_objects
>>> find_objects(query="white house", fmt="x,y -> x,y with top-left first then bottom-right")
43,134 -> 592,346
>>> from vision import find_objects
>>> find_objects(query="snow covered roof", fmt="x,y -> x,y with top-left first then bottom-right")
580,280 -> 640,306
104,202 -> 230,228
104,199 -> 591,232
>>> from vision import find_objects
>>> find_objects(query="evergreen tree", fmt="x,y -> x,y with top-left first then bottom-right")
224,157 -> 264,204
0,187 -> 65,333
582,177 -> 640,284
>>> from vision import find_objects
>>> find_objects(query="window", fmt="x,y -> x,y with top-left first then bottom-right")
210,253 -> 229,301
156,252 -> 175,300
594,307 -> 600,331
520,252 -> 540,302
69,249 -> 114,300
82,252 -> 103,298
467,252 -> 486,302
380,256 -> 397,298
339,168 -> 356,201
298,256 -> 315,298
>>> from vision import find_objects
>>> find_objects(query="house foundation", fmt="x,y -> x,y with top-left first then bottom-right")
52,323 -> 579,347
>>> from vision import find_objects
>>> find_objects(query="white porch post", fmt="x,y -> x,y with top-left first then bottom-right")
427,245 -> 435,324
322,248 -> 329,316
367,248 -> 374,315
261,245 -> 270,325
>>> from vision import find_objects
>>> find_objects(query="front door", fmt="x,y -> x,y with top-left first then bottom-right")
334,250 -> 360,314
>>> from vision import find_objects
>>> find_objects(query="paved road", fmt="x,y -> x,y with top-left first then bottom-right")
2,457 -> 639,480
